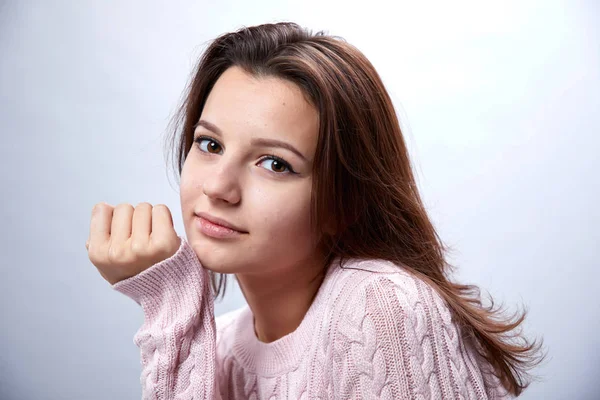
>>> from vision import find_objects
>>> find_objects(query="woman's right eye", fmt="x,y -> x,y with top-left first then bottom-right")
195,136 -> 223,155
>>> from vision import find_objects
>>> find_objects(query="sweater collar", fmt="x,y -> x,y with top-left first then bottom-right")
231,257 -> 342,376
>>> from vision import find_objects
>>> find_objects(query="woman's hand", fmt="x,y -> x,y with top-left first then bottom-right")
86,202 -> 181,285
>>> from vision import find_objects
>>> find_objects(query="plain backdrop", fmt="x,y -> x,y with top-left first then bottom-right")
1,1 -> 598,399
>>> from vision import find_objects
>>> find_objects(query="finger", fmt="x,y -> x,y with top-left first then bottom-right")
132,203 -> 152,241
89,203 -> 112,248
111,203 -> 134,244
151,204 -> 174,238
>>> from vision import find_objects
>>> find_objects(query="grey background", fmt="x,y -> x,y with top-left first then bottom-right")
1,1 -> 598,399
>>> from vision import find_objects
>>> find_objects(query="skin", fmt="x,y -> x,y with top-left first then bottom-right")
179,66 -> 328,343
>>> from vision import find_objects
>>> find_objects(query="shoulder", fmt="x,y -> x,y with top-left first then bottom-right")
327,260 -> 464,397
215,306 -> 246,330
215,306 -> 247,347
332,257 -> 446,312
329,257 -> 454,335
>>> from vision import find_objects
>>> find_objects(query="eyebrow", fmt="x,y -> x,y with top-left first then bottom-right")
193,119 -> 308,162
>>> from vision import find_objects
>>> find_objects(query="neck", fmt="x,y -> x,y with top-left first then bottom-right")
235,253 -> 328,343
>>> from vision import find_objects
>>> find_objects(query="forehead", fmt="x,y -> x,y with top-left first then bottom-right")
200,66 -> 319,159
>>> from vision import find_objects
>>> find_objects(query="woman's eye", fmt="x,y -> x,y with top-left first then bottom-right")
195,136 -> 294,175
196,137 -> 223,154
258,157 -> 292,174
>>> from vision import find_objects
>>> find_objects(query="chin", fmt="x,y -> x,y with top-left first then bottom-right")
187,239 -> 240,273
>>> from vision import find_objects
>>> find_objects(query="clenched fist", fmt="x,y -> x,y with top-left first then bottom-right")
86,202 -> 182,285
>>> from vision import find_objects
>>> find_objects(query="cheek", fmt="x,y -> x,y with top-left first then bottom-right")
179,158 -> 205,211
251,184 -> 313,241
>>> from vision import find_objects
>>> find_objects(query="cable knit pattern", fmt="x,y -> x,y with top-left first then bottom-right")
113,237 -> 512,399
113,237 -> 221,399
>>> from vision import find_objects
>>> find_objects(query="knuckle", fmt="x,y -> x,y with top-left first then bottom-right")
130,240 -> 148,257
153,238 -> 171,255
158,237 -> 179,256
107,245 -> 127,263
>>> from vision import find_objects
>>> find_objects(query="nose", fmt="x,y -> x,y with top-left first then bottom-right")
202,157 -> 242,205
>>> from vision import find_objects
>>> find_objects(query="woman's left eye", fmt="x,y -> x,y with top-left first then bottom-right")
258,157 -> 294,174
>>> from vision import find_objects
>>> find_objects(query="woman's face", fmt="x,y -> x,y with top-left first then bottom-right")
180,66 -> 321,275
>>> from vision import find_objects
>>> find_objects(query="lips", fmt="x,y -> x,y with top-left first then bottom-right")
194,212 -> 247,233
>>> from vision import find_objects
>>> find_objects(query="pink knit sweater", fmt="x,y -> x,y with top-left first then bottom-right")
113,237 -> 511,399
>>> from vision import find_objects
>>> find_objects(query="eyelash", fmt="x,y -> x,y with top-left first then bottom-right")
193,135 -> 297,175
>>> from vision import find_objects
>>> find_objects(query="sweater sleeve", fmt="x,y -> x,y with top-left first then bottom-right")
112,236 -> 222,400
331,274 -> 510,400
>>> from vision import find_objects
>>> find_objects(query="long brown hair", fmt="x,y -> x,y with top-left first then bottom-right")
164,21 -> 546,397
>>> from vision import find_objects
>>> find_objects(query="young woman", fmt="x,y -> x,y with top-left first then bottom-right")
87,22 -> 545,399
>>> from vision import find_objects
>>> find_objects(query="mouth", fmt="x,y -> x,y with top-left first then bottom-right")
194,212 -> 247,239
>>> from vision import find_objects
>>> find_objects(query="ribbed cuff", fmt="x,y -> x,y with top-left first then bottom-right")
112,236 -> 209,328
